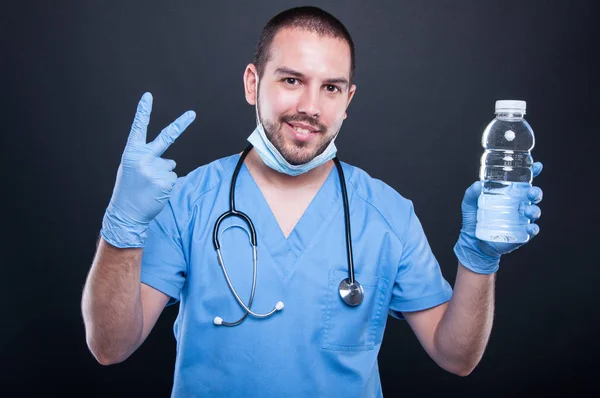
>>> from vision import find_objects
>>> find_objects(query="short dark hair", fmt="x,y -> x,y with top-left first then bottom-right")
253,6 -> 356,84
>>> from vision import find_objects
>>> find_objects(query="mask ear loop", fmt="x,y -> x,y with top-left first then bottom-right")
255,73 -> 261,126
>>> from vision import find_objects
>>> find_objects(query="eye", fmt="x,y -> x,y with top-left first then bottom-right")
284,78 -> 299,85
325,85 -> 341,93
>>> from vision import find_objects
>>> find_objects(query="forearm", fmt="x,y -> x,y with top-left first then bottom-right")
81,236 -> 144,364
434,262 -> 495,376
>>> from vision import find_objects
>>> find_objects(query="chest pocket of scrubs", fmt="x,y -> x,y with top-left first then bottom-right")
322,269 -> 389,351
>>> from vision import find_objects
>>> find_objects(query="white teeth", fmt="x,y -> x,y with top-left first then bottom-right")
292,125 -> 310,134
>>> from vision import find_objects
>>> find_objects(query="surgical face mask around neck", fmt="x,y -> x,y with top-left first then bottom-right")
247,88 -> 341,176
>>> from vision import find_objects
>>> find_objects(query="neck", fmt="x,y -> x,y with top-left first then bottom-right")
244,148 -> 334,190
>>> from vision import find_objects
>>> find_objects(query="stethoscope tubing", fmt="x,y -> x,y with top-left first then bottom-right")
332,157 -> 356,285
216,246 -> 279,318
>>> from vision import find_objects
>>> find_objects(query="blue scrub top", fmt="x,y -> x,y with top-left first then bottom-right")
141,153 -> 453,397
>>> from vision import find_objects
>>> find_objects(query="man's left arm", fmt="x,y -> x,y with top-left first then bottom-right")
402,262 -> 495,376
402,161 -> 544,376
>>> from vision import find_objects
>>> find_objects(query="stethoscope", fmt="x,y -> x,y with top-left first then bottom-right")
212,144 -> 364,327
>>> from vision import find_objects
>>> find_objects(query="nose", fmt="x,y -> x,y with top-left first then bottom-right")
297,86 -> 321,118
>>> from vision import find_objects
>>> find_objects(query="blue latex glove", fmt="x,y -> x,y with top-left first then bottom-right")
453,162 -> 544,274
100,92 -> 196,248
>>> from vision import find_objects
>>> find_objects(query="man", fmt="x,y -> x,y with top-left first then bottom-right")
81,6 -> 544,397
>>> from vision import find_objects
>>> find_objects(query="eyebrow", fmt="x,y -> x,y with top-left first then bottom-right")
274,67 -> 349,89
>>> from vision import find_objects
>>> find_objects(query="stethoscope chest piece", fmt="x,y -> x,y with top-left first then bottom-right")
339,278 -> 364,306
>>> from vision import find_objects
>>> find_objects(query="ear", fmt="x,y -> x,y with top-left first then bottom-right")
343,84 -> 357,119
243,64 -> 259,105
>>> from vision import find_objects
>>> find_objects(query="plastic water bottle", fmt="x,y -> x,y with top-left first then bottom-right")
475,100 -> 535,243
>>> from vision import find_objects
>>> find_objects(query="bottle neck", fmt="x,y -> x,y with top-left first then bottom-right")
495,111 -> 525,121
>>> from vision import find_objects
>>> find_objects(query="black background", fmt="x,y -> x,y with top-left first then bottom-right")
2,0 -> 599,396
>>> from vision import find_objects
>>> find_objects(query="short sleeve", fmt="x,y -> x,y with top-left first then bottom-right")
388,202 -> 453,320
141,200 -> 187,306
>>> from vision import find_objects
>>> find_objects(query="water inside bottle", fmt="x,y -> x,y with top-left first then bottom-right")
476,180 -> 531,243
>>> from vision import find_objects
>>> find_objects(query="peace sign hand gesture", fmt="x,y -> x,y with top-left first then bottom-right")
100,92 -> 196,248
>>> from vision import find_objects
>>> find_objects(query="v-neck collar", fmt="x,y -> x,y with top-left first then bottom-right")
221,154 -> 344,277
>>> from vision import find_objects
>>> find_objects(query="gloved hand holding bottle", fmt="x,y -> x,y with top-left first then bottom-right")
453,161 -> 544,274
100,92 -> 196,248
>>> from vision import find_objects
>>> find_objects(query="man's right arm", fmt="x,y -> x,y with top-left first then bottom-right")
81,236 -> 170,365
83,92 -> 195,365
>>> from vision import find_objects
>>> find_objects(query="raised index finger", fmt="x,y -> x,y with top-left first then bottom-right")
147,110 -> 196,156
127,92 -> 153,147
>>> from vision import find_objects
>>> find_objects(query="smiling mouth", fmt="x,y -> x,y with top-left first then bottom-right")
286,122 -> 320,135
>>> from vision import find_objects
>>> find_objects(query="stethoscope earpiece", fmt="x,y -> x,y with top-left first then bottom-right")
213,300 -> 284,326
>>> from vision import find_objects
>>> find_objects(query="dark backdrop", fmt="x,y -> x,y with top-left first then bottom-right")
2,0 -> 599,396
